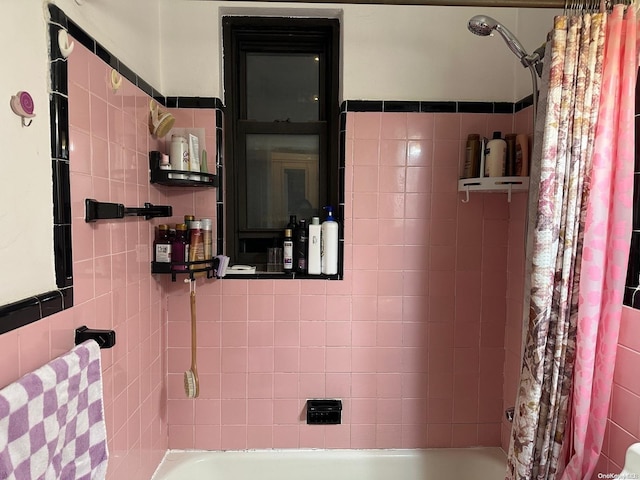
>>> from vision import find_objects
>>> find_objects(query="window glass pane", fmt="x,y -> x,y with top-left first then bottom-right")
245,134 -> 319,229
246,53 -> 320,122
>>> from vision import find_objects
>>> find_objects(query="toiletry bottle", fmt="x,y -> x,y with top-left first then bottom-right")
160,154 -> 171,170
283,228 -> 294,272
485,131 -> 507,177
294,219 -> 308,273
154,224 -> 172,263
189,220 -> 205,276
287,215 -> 297,232
172,224 -> 189,271
307,217 -> 322,275
462,134 -> 481,178
505,134 -> 517,177
184,215 -> 195,243
201,218 -> 213,267
516,134 -> 530,176
188,134 -> 201,181
321,206 -> 339,275
200,149 -> 209,174
170,135 -> 189,179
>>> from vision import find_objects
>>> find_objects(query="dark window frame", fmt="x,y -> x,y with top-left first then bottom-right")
222,16 -> 340,269
624,72 -> 640,308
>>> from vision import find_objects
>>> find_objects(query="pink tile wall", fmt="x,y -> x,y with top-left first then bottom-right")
67,40 -> 171,479
0,40 -> 173,479
594,306 -> 640,477
165,110 -> 519,450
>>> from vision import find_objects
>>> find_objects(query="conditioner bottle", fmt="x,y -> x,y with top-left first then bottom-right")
485,131 -> 507,177
321,206 -> 339,275
462,134 -> 481,178
307,217 -> 322,275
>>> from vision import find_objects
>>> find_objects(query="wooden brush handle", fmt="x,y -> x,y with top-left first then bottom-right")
190,290 -> 199,396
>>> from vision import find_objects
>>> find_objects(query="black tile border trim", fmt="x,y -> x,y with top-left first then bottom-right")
341,98 -> 532,114
0,288 -> 72,336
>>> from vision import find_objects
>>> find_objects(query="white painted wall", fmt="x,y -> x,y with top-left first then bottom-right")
0,1 -> 55,304
159,1 -> 558,102
1,0 -> 556,307
52,0 -> 163,90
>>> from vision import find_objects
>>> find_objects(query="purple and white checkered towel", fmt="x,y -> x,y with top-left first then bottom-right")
0,340 -> 108,480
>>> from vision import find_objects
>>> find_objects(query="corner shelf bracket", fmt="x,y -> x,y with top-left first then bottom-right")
457,176 -> 529,203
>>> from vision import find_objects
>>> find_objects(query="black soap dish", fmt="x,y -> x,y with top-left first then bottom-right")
306,399 -> 342,425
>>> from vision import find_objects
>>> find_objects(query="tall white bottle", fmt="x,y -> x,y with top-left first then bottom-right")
307,217 -> 322,275
321,206 -> 339,275
484,131 -> 507,177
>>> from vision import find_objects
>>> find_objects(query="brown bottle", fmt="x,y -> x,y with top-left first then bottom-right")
462,134 -> 481,178
154,224 -> 172,263
505,134 -> 517,177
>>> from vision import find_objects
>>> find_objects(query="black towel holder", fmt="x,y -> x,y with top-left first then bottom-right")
75,326 -> 116,349
85,199 -> 172,222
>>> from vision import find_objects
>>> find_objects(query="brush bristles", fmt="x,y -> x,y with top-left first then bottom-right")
155,115 -> 175,138
184,370 -> 197,399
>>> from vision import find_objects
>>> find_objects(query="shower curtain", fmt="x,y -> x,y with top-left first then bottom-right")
506,4 -> 639,480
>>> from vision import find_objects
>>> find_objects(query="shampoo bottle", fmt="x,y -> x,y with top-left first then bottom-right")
321,206 -> 339,275
307,217 -> 322,275
294,219 -> 308,273
283,229 -> 294,272
515,134 -> 530,176
505,134 -> 517,176
485,131 -> 507,177
462,134 -> 481,179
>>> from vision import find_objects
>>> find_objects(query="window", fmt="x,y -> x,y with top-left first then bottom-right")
222,16 -> 340,270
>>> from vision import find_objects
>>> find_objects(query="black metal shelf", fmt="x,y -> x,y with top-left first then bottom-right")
150,168 -> 218,187
152,258 -> 219,282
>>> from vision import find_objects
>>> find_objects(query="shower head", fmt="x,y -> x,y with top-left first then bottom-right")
468,15 -> 530,64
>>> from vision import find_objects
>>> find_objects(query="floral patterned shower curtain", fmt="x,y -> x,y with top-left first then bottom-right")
506,4 -> 639,480
562,4 -> 639,479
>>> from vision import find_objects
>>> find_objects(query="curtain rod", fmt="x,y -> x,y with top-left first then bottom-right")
218,0 -> 565,7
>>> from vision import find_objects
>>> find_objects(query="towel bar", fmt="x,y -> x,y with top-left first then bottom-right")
85,198 -> 172,222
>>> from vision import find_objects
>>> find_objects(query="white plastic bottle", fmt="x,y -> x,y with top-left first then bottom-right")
484,131 -> 507,177
169,135 -> 189,180
307,217 -> 322,275
321,206 -> 339,275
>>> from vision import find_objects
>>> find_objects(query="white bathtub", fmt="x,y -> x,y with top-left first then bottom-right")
151,448 -> 506,480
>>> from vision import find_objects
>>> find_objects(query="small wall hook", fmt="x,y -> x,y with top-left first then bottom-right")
10,91 -> 35,127
110,69 -> 122,93
58,29 -> 74,58
461,186 -> 470,203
